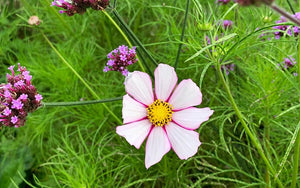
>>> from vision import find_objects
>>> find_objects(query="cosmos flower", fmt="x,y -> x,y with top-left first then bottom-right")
116,64 -> 213,168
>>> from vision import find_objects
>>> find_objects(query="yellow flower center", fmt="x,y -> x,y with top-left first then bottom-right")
147,99 -> 173,127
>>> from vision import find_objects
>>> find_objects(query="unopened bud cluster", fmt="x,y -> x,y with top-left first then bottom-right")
51,0 -> 110,16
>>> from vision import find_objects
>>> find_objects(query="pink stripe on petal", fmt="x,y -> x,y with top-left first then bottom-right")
154,64 -> 178,101
116,119 -> 152,149
168,79 -> 202,110
172,107 -> 214,130
122,94 -> 147,124
125,71 -> 154,106
145,126 -> 171,169
165,122 -> 201,160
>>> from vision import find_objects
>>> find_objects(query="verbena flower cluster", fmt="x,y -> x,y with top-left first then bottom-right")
0,64 -> 42,128
278,56 -> 298,76
51,0 -> 110,16
103,45 -> 138,76
273,13 -> 300,39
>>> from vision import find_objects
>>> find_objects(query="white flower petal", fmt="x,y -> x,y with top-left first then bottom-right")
145,126 -> 171,169
168,79 -> 202,110
116,120 -> 152,149
125,71 -> 154,106
172,107 -> 214,130
165,122 -> 201,160
122,94 -> 147,124
154,64 -> 178,101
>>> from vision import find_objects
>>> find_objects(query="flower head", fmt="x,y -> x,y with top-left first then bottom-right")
28,16 -> 41,26
0,63 -> 42,128
103,45 -> 138,76
116,64 -> 213,168
273,13 -> 300,39
51,0 -> 109,16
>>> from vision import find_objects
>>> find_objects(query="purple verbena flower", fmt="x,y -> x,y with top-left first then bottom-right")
103,45 -> 138,76
0,63 -> 43,128
273,13 -> 300,39
51,0 -> 110,16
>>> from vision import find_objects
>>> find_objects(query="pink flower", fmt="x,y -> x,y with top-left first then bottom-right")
116,64 -> 214,168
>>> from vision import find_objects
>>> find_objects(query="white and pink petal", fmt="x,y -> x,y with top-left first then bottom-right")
172,107 -> 214,130
116,119 -> 152,149
165,122 -> 201,160
122,94 -> 147,124
125,71 -> 154,106
145,126 -> 171,169
168,79 -> 202,110
154,64 -> 178,101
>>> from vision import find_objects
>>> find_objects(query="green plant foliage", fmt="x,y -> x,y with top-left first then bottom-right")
0,0 -> 300,187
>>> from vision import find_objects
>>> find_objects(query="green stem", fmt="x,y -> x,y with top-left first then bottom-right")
291,126 -> 300,188
293,30 -> 300,188
174,0 -> 189,70
215,63 -> 283,188
111,9 -> 158,67
102,10 -> 146,73
265,101 -> 271,187
43,97 -> 123,107
42,33 -> 122,125
298,33 -> 300,93
292,34 -> 300,188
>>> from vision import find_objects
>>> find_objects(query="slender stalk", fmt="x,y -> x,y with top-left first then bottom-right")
174,0 -> 190,70
215,63 -> 283,188
286,0 -> 296,14
298,31 -> 300,93
101,10 -> 146,73
291,39 -> 300,188
112,10 -> 158,66
43,97 -> 122,107
267,3 -> 300,26
264,101 -> 271,187
291,127 -> 300,188
42,33 -> 122,125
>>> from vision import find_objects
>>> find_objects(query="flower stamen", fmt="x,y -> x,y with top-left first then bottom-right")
147,99 -> 173,127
